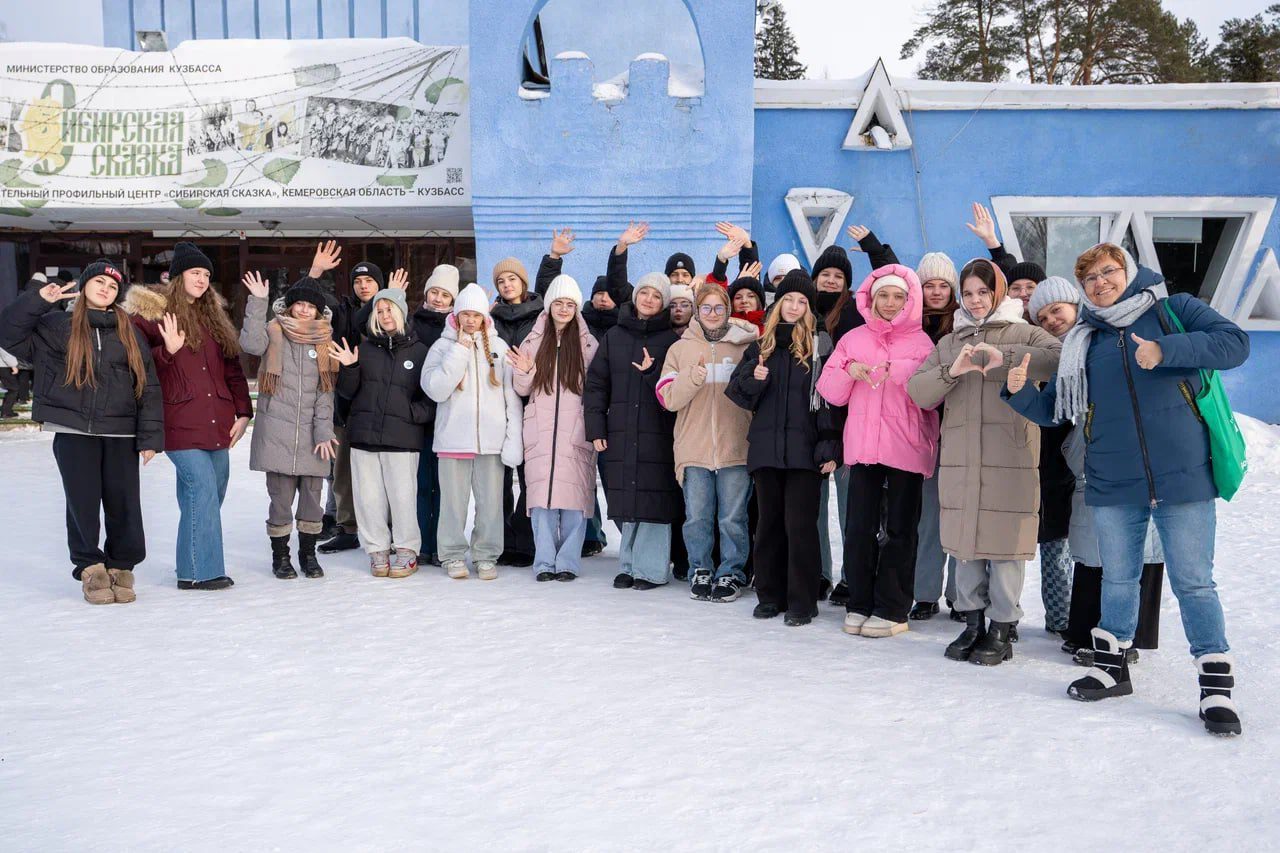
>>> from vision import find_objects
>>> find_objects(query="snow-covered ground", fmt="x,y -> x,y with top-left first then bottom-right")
1,420 -> 1278,851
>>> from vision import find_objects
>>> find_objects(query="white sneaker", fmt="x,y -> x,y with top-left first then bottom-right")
861,616 -> 909,638
843,612 -> 869,636
445,560 -> 469,579
476,561 -> 498,581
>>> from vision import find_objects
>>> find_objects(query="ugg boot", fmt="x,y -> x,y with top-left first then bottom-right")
107,568 -> 136,603
297,532 -> 324,579
271,535 -> 297,579
971,621 -> 1015,665
1196,653 -> 1242,736
81,563 -> 114,605
1068,628 -> 1133,701
944,610 -> 986,661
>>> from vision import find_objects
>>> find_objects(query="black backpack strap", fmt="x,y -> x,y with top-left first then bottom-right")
1155,296 -> 1174,336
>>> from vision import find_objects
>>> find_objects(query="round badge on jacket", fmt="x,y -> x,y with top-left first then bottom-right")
403,360 -> 414,369
308,349 -> 317,359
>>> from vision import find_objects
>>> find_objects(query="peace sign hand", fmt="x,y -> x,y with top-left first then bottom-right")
388,268 -> 409,291
309,240 -> 342,278
159,313 -> 186,355
631,347 -> 654,372
550,228 -> 575,259
38,281 -> 78,304
241,270 -> 269,299
332,338 -> 359,366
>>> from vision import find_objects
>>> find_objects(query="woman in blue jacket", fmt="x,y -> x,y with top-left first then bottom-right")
1004,243 -> 1249,736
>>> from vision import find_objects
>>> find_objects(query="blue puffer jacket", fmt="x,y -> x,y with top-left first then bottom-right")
1005,262 -> 1249,507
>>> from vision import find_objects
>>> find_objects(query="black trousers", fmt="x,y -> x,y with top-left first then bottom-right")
752,467 -> 822,617
1064,562 -> 1164,650
51,433 -> 145,579
0,368 -> 32,416
843,463 -> 923,623
502,463 -> 535,558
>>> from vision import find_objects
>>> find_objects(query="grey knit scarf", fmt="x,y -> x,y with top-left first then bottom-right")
1054,288 -> 1160,423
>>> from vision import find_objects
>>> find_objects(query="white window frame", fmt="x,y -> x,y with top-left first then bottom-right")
991,196 -> 1275,326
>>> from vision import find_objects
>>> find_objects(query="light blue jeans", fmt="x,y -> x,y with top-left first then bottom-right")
619,522 -> 671,584
532,508 -> 588,577
818,465 -> 850,583
682,465 -> 751,582
1095,499 -> 1227,658
168,449 -> 230,582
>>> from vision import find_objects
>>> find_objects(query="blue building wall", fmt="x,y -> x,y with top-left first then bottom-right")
467,0 -> 754,290
100,0 -> 468,46
752,106 -> 1280,421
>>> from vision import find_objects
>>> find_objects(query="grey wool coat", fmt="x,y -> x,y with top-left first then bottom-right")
239,294 -> 336,477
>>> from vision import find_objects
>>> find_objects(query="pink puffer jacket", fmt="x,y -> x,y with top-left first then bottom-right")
513,313 -> 599,515
816,264 -> 939,476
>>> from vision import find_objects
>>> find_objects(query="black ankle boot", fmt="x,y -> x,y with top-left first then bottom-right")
1196,653 -> 1242,736
271,535 -> 297,579
944,610 -> 986,661
1068,628 -> 1133,701
297,532 -> 324,578
971,621 -> 1014,666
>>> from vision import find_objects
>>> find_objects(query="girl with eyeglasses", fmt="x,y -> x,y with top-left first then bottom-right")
657,283 -> 760,603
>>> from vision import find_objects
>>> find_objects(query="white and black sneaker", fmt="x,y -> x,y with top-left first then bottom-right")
710,575 -> 744,603
690,569 -> 714,601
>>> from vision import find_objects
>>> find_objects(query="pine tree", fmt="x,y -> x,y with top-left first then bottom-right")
755,1 -> 807,81
1210,5 -> 1280,82
900,0 -> 1019,82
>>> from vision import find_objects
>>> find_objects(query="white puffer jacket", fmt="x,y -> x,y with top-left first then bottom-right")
421,315 -> 523,467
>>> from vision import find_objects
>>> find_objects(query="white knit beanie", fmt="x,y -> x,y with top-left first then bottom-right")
634,272 -> 671,308
1028,276 -> 1084,324
453,282 -> 491,317
544,274 -> 583,310
869,273 -> 909,299
916,252 -> 958,289
668,283 -> 695,304
766,253 -> 801,283
424,263 -> 460,299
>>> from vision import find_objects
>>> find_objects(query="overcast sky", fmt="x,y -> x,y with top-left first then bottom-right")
785,0 -> 1273,80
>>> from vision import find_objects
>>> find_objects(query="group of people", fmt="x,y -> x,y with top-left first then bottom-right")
0,203 -> 1249,737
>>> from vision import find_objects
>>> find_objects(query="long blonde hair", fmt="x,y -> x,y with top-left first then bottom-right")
759,302 -> 816,369
367,299 -> 406,337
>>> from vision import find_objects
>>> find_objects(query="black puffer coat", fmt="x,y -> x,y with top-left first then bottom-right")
583,303 -> 682,524
336,329 -> 433,452
726,324 -> 841,473
491,295 -> 544,349
0,290 -> 162,451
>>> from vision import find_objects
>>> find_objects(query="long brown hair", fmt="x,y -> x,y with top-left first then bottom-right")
531,313 -> 585,397
759,301 -> 816,369
922,281 -> 959,341
162,272 -> 241,355
65,299 -> 148,399
824,287 -> 852,337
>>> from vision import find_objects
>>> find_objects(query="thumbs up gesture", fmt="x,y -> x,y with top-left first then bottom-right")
1006,352 -> 1032,394
1131,333 -> 1163,370
753,353 -> 769,381
692,355 -> 708,386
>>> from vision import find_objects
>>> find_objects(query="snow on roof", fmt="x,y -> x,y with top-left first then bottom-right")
756,62 -> 1280,111
555,50 -> 590,60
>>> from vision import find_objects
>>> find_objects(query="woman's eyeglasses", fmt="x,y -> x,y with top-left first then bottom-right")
1082,266 -> 1123,288
698,304 -> 727,316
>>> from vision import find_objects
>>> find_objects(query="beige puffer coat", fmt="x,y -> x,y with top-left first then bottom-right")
908,295 -> 1062,562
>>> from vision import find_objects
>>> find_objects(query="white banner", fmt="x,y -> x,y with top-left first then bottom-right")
0,38 -> 469,220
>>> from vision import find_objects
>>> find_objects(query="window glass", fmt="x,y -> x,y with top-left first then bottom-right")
1011,216 -> 1101,280
1151,216 -> 1244,302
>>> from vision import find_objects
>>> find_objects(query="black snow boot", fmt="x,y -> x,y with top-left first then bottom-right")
320,513 -> 338,540
1196,653 -> 1242,736
297,532 -> 324,578
319,530 -> 360,553
971,621 -> 1014,666
817,578 -> 832,602
271,535 -> 297,579
1068,628 -> 1133,701
828,581 -> 850,608
909,601 -> 939,620
944,610 -> 986,662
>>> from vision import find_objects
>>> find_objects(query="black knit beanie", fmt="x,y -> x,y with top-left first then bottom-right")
811,245 -> 852,289
774,269 -> 818,310
78,258 -> 125,301
591,275 -> 610,295
728,275 -> 765,308
169,242 -> 213,278
1008,261 -> 1046,285
350,261 -> 386,290
665,252 -> 695,277
284,277 -> 328,313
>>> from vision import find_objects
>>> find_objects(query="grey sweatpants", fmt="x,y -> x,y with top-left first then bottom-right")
913,470 -> 958,604
350,448 -> 420,554
438,454 -> 505,564
955,558 -> 1026,624
265,472 -> 325,536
